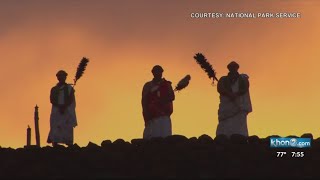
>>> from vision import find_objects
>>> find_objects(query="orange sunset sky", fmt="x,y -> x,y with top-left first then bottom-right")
1,0 -> 320,148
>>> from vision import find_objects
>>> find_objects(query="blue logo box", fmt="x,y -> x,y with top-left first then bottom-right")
270,137 -> 311,148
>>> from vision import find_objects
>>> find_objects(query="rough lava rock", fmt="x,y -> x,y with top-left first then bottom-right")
198,134 -> 214,144
248,135 -> 260,144
301,133 -> 313,140
230,134 -> 248,144
101,140 -> 112,148
0,134 -> 319,178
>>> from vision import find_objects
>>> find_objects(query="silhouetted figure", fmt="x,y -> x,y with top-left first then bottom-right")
216,61 -> 252,138
47,70 -> 77,147
142,65 -> 175,139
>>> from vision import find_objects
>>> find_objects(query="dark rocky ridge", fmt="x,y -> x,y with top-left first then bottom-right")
1,134 -> 319,178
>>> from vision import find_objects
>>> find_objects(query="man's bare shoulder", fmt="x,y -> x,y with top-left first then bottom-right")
66,84 -> 75,93
218,76 -> 228,82
240,74 -> 250,83
143,81 -> 153,89
163,78 -> 172,85
144,81 -> 152,86
240,74 -> 249,79
51,85 -> 58,91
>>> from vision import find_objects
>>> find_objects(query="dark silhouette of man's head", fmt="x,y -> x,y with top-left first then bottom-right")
56,70 -> 68,84
227,61 -> 240,81
152,65 -> 163,81
227,61 -> 239,73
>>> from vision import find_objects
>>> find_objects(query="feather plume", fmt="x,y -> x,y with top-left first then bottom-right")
193,53 -> 218,84
73,57 -> 89,86
174,74 -> 191,91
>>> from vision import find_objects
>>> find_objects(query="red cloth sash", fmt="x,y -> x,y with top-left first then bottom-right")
147,80 -> 173,119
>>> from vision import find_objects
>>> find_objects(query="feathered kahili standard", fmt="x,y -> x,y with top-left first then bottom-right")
174,75 -> 191,91
73,57 -> 89,86
193,53 -> 218,84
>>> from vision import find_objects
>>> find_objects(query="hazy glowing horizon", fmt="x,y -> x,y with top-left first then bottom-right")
1,1 -> 320,148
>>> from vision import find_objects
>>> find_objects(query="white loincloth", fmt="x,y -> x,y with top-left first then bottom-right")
48,85 -> 77,144
143,116 -> 172,139
216,74 -> 252,138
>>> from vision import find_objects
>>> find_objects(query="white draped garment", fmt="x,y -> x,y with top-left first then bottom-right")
143,116 -> 172,139
216,74 -> 252,138
47,84 -> 77,144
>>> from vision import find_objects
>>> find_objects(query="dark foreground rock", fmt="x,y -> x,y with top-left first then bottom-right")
0,134 -> 319,178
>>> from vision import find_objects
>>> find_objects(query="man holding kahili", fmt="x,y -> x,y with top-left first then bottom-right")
216,61 -> 252,137
141,65 -> 175,139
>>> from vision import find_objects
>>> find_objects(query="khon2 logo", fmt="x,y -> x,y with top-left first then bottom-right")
270,138 -> 311,148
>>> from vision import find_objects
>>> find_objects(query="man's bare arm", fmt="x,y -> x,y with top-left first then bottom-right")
142,83 -> 150,123
50,87 -> 59,107
237,77 -> 249,96
168,83 -> 175,102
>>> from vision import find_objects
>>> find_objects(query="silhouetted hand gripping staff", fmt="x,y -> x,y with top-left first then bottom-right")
47,57 -> 89,147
